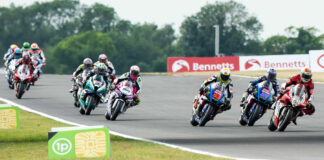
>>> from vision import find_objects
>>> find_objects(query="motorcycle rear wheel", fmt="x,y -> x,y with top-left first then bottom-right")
268,118 -> 277,131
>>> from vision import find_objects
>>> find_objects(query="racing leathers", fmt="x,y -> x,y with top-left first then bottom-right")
30,48 -> 46,64
109,72 -> 142,107
94,60 -> 116,82
14,58 -> 38,83
70,64 -> 96,92
193,75 -> 233,114
4,48 -> 16,68
240,75 -> 279,107
280,74 -> 315,115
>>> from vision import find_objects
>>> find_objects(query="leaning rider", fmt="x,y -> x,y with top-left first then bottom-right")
193,68 -> 233,114
69,58 -> 95,93
240,68 -> 279,109
278,67 -> 315,125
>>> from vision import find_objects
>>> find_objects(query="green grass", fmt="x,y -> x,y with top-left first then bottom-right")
0,109 -> 229,160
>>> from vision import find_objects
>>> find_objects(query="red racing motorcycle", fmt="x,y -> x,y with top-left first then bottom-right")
268,84 -> 308,132
14,64 -> 33,99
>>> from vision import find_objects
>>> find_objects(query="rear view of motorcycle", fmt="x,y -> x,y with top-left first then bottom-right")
6,59 -> 18,89
79,75 -> 107,115
239,81 -> 275,126
105,80 -> 135,121
190,82 -> 227,126
268,84 -> 308,132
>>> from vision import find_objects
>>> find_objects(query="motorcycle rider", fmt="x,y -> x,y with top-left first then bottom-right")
94,54 -> 116,82
21,42 -> 30,52
13,52 -> 38,89
193,68 -> 233,114
4,44 -> 18,67
80,62 -> 109,103
5,48 -> 23,69
30,43 -> 46,65
69,58 -> 96,93
277,67 -> 315,124
240,68 -> 279,109
109,65 -> 142,107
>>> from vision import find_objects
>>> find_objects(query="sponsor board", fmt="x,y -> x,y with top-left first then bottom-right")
0,105 -> 19,129
167,57 -> 240,72
309,50 -> 324,72
239,54 -> 309,71
48,126 -> 110,159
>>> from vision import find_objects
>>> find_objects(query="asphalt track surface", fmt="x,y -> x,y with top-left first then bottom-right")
1,74 -> 324,160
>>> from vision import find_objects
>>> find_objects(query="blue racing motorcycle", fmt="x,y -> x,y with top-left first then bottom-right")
239,81 -> 275,126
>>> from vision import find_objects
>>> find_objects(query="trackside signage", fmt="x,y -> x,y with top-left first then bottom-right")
167,57 -> 240,72
239,54 -> 309,71
309,50 -> 324,72
48,126 -> 110,159
0,105 -> 19,129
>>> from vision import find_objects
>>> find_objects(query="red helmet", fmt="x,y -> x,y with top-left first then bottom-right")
83,58 -> 93,68
31,43 -> 39,50
130,65 -> 140,80
301,67 -> 312,83
98,54 -> 107,63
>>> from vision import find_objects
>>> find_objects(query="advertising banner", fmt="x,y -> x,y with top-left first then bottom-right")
48,126 -> 110,159
239,54 -> 309,71
167,57 -> 240,72
0,105 -> 19,129
309,50 -> 324,72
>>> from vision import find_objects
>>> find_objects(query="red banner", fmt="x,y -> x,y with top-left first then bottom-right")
167,57 -> 240,73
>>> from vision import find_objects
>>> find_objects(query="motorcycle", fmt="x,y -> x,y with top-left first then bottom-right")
268,84 -> 308,132
72,70 -> 90,107
105,80 -> 135,121
79,74 -> 107,115
6,59 -> 18,89
13,64 -> 32,99
190,82 -> 227,126
239,81 -> 275,126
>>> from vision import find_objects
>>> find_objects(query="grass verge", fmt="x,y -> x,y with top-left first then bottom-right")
0,109 -> 229,160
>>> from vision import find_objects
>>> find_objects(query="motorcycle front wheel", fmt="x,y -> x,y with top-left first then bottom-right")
278,107 -> 293,132
16,82 -> 25,99
199,105 -> 214,127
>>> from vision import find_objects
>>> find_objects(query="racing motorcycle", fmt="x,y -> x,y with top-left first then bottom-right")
268,84 -> 308,132
71,70 -> 91,107
105,80 -> 135,121
6,59 -> 18,89
239,81 -> 275,126
79,74 -> 107,115
190,82 -> 227,126
13,64 -> 33,99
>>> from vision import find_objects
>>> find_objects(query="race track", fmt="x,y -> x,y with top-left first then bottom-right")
1,74 -> 324,160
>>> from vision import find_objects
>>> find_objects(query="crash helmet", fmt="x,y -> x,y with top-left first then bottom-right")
22,42 -> 30,49
98,54 -> 107,63
266,68 -> 277,81
83,58 -> 93,68
130,65 -> 140,80
14,48 -> 22,59
300,67 -> 312,83
10,44 -> 18,52
219,68 -> 231,82
96,62 -> 107,75
31,43 -> 39,51
22,51 -> 31,62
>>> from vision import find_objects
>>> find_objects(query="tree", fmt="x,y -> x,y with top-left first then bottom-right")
178,0 -> 263,57
263,35 -> 289,54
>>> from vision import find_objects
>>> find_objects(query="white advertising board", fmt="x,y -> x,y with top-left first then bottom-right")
309,50 -> 324,72
239,54 -> 309,71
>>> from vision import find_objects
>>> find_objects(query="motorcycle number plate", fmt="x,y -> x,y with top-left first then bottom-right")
262,88 -> 270,94
213,90 -> 222,100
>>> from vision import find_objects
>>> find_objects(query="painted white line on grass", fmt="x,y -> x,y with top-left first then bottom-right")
0,97 -> 262,160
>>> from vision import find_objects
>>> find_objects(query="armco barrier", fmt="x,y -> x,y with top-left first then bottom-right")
167,57 -> 240,73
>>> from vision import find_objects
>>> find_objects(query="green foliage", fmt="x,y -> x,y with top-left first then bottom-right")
178,0 -> 263,56
46,31 -> 116,74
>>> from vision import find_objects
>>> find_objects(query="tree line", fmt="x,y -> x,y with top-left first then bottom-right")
1,0 -> 323,74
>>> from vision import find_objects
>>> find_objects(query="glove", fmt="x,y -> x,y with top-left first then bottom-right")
247,87 -> 253,93
110,83 -> 116,90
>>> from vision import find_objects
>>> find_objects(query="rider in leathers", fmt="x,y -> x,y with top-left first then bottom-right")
94,54 -> 116,82
13,52 -> 38,87
108,65 -> 142,108
69,58 -> 95,93
4,44 -> 18,68
277,67 -> 315,124
240,68 -> 279,111
193,68 -> 233,114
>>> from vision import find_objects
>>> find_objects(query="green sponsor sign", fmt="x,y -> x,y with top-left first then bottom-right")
0,105 -> 19,129
48,126 -> 110,159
